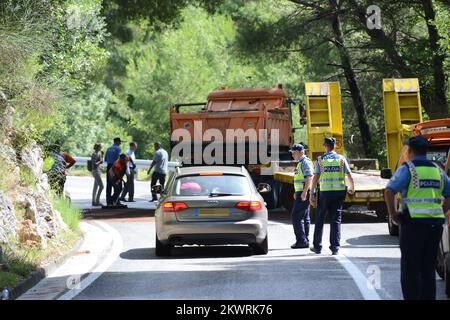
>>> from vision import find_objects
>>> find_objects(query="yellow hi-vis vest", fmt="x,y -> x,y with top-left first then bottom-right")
318,155 -> 346,192
294,161 -> 305,192
403,161 -> 445,219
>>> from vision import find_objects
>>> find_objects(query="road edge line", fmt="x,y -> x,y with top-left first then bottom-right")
271,220 -> 381,300
57,221 -> 123,300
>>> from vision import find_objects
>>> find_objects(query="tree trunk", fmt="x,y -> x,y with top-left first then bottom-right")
329,0 -> 372,157
421,0 -> 449,119
349,0 -> 448,119
347,0 -> 414,78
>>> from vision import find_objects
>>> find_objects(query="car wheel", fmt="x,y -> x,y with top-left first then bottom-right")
250,235 -> 268,255
155,233 -> 172,257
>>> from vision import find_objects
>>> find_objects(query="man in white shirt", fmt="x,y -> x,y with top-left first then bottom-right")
120,142 -> 137,202
148,141 -> 168,202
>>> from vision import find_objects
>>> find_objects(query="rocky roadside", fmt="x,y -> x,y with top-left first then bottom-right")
1,97 -> 81,299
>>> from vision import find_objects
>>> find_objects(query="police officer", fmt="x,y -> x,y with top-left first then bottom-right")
289,143 -> 314,249
310,137 -> 355,255
384,135 -> 450,300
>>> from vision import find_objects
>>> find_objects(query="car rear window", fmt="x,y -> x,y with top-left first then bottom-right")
173,174 -> 252,196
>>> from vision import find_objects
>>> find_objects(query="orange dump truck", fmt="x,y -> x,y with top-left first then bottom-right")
169,85 -> 297,208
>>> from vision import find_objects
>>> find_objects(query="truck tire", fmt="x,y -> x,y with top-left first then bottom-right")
250,235 -> 268,255
369,202 -> 388,221
280,182 -> 294,213
264,180 -> 279,210
155,233 -> 172,257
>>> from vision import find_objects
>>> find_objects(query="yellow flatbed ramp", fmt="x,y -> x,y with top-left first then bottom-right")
274,170 -> 388,205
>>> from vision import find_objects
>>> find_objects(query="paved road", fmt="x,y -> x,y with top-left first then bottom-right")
62,176 -> 448,300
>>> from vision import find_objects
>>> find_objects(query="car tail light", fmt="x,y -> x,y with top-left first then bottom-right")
235,201 -> 262,211
254,167 -> 261,175
162,202 -> 189,212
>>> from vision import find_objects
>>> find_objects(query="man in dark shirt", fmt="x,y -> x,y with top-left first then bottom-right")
104,137 -> 122,205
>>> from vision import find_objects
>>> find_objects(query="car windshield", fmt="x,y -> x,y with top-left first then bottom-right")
173,174 -> 252,196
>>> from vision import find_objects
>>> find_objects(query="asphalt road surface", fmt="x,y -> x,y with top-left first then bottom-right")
63,175 -> 448,300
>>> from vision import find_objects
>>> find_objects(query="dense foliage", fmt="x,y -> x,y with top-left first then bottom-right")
1,0 -> 448,163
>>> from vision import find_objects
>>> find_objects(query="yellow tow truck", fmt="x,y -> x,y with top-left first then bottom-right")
381,78 -> 423,235
381,78 -> 450,296
271,81 -> 388,219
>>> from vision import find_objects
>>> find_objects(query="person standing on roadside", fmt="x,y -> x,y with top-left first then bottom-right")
148,141 -> 168,202
384,135 -> 450,300
120,142 -> 137,202
48,144 -> 76,196
91,143 -> 104,206
310,137 -> 355,255
104,137 -> 122,206
289,143 -> 313,249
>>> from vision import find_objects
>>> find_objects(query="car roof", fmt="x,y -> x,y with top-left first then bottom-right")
177,166 -> 247,176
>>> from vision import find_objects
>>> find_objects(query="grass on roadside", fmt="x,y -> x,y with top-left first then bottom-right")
50,194 -> 82,232
0,193 -> 83,289
0,229 -> 80,289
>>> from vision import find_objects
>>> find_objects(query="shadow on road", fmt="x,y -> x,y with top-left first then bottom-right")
344,234 -> 399,246
120,245 -> 255,260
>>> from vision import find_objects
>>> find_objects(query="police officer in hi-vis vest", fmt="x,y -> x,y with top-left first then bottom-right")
310,137 -> 355,255
289,143 -> 314,249
385,135 -> 450,300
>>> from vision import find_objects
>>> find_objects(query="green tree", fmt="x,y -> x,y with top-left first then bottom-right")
117,6 -> 306,158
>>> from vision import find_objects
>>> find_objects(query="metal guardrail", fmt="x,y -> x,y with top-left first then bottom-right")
73,157 -> 180,171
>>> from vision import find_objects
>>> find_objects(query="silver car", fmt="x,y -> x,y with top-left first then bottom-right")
154,166 -> 269,256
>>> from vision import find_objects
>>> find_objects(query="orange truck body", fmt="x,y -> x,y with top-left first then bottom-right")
397,119 -> 450,172
169,86 -> 294,163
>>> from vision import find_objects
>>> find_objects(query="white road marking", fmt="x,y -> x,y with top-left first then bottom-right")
58,221 -> 123,300
333,254 -> 381,300
270,220 -> 381,300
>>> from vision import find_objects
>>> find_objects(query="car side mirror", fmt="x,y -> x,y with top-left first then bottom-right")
257,183 -> 272,193
380,168 -> 392,179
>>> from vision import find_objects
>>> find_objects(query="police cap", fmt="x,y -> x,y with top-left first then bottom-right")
289,144 -> 305,152
404,135 -> 430,154
324,137 -> 336,147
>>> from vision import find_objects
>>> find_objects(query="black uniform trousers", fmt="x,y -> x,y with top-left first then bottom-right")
399,220 -> 443,300
106,163 -> 113,205
291,191 -> 310,245
313,191 -> 345,252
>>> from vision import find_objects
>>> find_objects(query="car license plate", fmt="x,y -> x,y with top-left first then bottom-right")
196,208 -> 230,217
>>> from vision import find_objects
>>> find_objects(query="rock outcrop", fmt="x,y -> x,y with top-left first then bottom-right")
0,139 -> 68,249
0,192 -> 16,246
